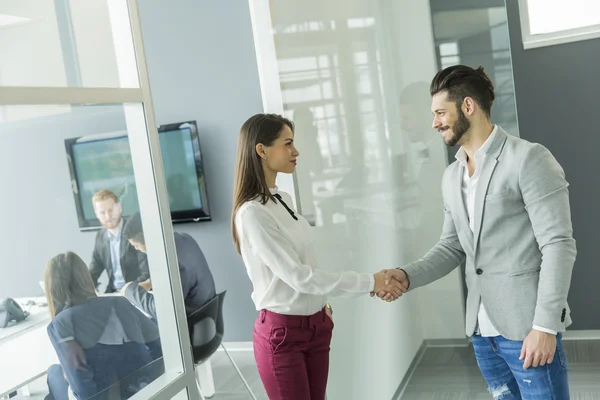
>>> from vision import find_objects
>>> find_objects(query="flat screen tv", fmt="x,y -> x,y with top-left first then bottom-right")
65,121 -> 211,230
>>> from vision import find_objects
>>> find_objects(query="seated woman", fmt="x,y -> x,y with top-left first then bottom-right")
44,252 -> 162,400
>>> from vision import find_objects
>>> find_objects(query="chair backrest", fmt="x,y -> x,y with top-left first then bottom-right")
187,291 -> 226,364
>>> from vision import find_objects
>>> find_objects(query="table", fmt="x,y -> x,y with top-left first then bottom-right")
0,298 -> 55,398
0,293 -> 146,399
0,298 -> 51,344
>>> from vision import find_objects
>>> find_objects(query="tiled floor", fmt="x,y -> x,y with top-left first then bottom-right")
13,340 -> 600,399
11,350 -> 267,400
401,340 -> 600,399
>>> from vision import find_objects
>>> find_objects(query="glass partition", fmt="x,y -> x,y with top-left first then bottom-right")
0,0 -> 198,398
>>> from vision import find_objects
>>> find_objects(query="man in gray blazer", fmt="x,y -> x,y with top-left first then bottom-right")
379,65 -> 576,399
119,212 -> 216,320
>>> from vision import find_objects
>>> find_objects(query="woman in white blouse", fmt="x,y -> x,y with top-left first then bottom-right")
231,113 -> 406,400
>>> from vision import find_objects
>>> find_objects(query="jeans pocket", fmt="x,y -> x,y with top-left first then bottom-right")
557,345 -> 568,369
269,326 -> 287,354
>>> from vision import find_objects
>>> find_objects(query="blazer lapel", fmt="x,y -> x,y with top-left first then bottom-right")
119,234 -> 129,263
451,163 -> 473,254
473,129 -> 508,253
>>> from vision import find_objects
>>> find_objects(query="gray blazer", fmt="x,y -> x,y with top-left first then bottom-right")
403,127 -> 576,341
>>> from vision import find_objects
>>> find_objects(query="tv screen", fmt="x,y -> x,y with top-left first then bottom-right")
65,121 -> 211,230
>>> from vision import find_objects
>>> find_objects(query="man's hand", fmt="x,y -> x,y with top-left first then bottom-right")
120,281 -> 134,296
370,269 -> 410,301
371,270 -> 408,301
520,330 -> 557,369
138,279 -> 152,292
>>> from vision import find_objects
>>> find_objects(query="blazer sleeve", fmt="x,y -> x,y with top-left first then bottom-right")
135,252 -> 150,283
402,199 -> 466,290
47,318 -> 98,400
519,144 -> 576,332
89,232 -> 106,288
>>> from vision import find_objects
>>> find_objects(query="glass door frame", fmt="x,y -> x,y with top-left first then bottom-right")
0,0 -> 199,398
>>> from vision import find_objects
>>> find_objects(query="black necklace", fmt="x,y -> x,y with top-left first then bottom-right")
273,193 -> 298,220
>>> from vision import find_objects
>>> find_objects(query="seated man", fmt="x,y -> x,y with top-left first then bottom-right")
89,190 -> 150,293
121,212 -> 216,320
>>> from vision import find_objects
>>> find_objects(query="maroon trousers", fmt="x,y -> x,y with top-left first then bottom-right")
253,308 -> 333,400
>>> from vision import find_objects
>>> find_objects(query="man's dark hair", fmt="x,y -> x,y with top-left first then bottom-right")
430,65 -> 495,118
122,212 -> 145,244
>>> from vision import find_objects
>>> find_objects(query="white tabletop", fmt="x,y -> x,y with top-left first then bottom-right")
0,298 -> 56,397
0,298 -> 51,344
0,293 -> 147,397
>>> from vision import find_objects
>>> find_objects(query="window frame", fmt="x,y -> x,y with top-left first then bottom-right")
518,0 -> 600,49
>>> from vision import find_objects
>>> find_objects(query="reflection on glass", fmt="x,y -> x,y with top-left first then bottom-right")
0,104 -> 176,400
0,0 -> 137,88
65,120 -> 211,230
268,2 -> 447,398
431,5 -> 519,136
265,0 -> 520,398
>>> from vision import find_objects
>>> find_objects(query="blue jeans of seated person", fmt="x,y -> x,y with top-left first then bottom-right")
47,340 -> 162,400
471,333 -> 569,399
47,364 -> 69,400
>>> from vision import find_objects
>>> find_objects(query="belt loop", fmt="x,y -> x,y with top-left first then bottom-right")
260,309 -> 266,323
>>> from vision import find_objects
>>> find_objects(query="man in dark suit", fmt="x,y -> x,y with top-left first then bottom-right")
89,190 -> 150,293
120,212 -> 216,320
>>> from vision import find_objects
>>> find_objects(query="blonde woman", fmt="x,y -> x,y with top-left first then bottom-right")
44,252 -> 161,400
231,113 -> 406,400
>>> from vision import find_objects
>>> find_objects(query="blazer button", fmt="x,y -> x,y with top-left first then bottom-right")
476,268 -> 483,275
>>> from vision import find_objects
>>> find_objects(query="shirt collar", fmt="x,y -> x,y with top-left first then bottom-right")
455,125 -> 499,166
269,186 -> 279,195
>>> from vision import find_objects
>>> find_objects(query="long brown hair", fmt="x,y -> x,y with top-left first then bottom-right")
44,252 -> 98,318
231,113 -> 294,253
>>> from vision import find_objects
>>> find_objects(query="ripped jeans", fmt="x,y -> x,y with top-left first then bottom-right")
472,333 -> 569,399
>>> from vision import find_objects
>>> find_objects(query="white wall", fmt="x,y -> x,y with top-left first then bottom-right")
0,105 -> 126,298
137,0 -> 264,341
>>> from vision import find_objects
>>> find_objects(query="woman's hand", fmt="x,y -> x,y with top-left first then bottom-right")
65,340 -> 87,370
324,304 -> 333,323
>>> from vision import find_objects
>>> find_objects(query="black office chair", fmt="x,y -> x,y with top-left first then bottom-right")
187,291 -> 256,400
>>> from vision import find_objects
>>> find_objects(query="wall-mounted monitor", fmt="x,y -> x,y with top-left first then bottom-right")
65,121 -> 211,230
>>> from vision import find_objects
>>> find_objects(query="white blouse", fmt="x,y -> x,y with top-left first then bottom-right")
235,187 -> 375,316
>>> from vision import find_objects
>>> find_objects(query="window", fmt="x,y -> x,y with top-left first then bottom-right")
519,0 -> 600,49
438,42 -> 460,70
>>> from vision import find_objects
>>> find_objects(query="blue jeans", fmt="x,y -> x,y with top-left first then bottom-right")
47,364 -> 69,400
471,333 -> 569,399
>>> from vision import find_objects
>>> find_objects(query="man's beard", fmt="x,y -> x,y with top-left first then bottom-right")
445,107 -> 471,147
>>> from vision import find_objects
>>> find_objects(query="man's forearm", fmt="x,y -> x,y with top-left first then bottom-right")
403,241 -> 465,290
533,239 -> 576,331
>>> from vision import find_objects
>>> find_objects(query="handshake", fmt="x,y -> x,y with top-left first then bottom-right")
370,269 -> 410,302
